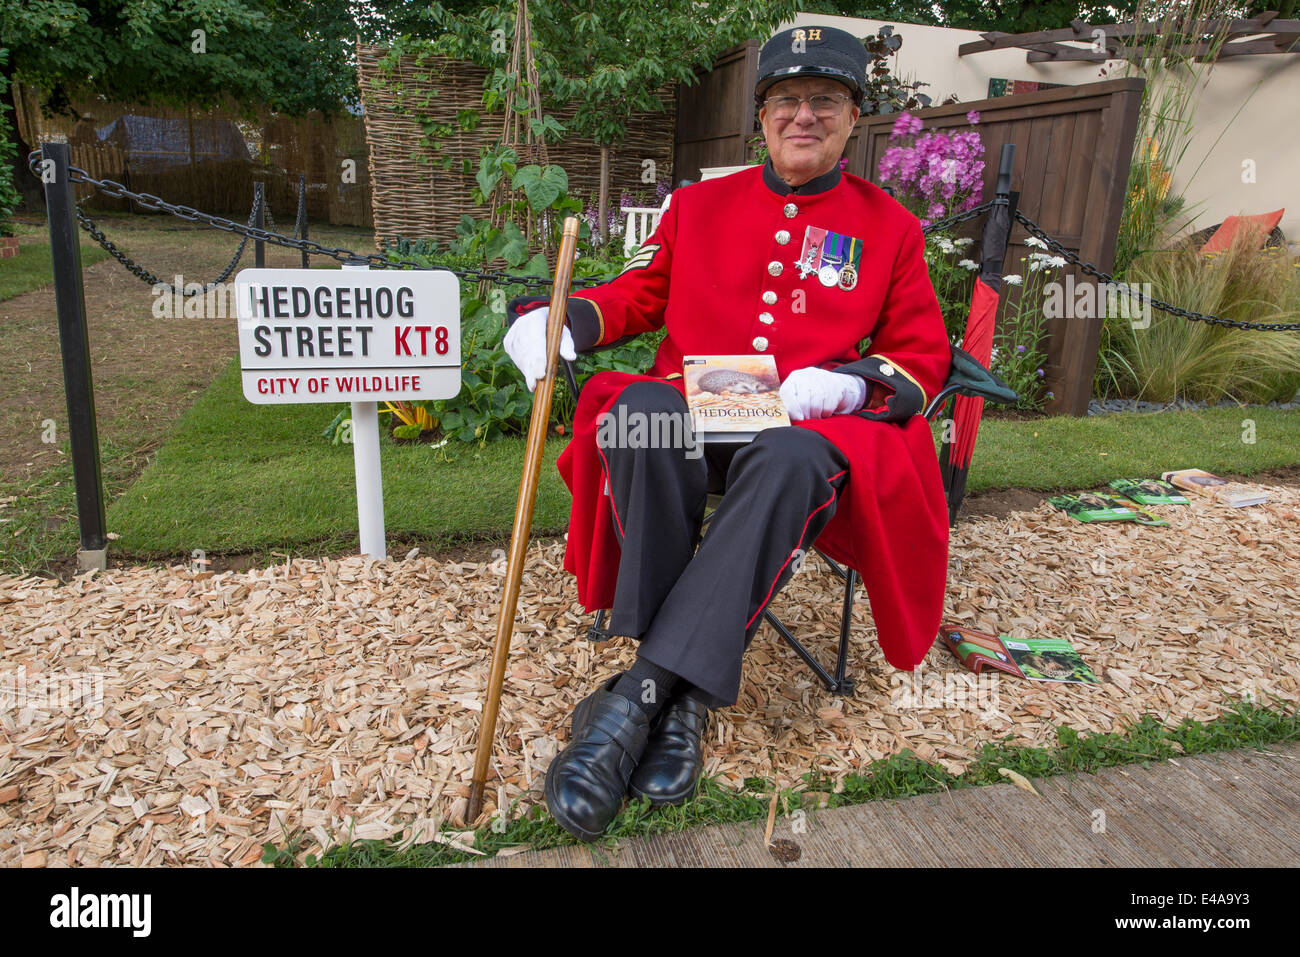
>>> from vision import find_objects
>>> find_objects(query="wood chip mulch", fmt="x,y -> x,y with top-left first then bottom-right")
2,487 -> 1297,866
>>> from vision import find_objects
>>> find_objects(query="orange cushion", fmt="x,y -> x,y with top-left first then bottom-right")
1200,209 -> 1284,254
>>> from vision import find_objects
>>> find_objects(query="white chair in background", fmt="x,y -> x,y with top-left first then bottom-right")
620,205 -> 665,255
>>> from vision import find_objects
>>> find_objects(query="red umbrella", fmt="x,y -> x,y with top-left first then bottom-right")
939,144 -> 1016,523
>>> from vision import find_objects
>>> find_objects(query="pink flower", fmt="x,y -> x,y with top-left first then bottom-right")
890,112 -> 923,140
967,110 -> 980,125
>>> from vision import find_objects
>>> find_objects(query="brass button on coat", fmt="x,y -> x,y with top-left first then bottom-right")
775,230 -> 791,245
783,203 -> 798,218
753,336 -> 769,351
762,290 -> 777,305
767,261 -> 783,277
758,312 -> 774,324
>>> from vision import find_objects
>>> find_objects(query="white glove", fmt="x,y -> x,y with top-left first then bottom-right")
780,367 -> 868,422
502,306 -> 576,392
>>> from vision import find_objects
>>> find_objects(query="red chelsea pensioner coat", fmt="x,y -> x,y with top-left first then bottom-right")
551,163 -> 952,671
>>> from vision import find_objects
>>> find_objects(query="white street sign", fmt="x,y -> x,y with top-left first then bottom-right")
235,268 -> 461,404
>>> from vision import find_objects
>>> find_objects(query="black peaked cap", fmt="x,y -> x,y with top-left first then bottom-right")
755,25 -> 870,105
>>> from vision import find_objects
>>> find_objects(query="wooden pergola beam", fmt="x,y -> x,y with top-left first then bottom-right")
959,14 -> 1300,58
1026,33 -> 1300,62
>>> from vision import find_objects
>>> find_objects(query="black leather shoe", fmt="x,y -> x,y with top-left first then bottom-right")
627,691 -> 708,807
544,676 -> 651,841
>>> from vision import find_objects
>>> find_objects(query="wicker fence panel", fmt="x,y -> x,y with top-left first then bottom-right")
357,46 -> 676,247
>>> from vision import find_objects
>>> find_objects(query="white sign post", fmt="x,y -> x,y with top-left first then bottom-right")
235,266 -> 461,560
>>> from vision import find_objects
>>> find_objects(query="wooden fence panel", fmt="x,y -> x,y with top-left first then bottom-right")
854,78 -> 1144,415
673,42 -> 760,182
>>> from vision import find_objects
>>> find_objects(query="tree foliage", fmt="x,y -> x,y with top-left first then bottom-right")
379,2 -> 800,149
0,0 -> 362,115
532,0 -> 800,148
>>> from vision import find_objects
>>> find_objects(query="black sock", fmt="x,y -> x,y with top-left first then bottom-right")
612,658 -> 680,720
678,684 -> 713,710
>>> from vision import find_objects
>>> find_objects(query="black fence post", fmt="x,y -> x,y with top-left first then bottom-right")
254,182 -> 265,268
298,174 -> 309,269
43,140 -> 108,570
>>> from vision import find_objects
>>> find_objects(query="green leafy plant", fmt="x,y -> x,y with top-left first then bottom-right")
923,231 -> 979,342
858,25 -> 934,117
0,47 -> 20,234
983,240 -> 1060,411
364,197 -> 639,446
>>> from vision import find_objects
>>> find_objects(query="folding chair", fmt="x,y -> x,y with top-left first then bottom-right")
563,145 -> 1022,694
570,343 -> 1017,695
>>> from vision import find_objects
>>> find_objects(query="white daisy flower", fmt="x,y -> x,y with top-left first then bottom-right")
1048,255 -> 1067,268
958,258 -> 978,270
954,237 -> 974,247
1028,260 -> 1044,272
1004,274 -> 1023,285
1025,236 -> 1048,249
938,238 -> 955,254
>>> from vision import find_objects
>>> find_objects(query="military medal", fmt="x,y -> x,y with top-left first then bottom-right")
795,226 -> 827,279
818,230 -> 863,291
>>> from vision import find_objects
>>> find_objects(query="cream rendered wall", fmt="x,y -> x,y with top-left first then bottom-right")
785,12 -> 1300,241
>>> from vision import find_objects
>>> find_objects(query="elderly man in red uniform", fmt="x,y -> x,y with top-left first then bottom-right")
505,25 -> 952,841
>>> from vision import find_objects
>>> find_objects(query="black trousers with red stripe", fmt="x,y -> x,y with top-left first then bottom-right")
601,381 -> 849,708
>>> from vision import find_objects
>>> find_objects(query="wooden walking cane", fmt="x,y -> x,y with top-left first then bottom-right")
468,217 -> 581,822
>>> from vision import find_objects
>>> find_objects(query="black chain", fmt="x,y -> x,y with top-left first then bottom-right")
75,191 -> 261,294
39,154 -> 601,289
295,179 -> 307,241
1015,210 -> 1300,332
920,201 -> 996,236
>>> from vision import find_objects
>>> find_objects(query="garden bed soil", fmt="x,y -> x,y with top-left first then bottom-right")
2,483 -> 1298,866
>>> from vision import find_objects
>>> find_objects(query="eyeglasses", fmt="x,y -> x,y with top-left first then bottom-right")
762,93 -> 853,120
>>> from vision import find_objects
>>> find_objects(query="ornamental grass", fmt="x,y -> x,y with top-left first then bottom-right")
1097,227 -> 1300,403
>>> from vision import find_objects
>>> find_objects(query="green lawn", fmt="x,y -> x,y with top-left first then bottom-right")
962,406 -> 1300,489
98,358 -> 1300,561
0,235 -> 110,301
105,359 -> 573,561
1,354 -> 1295,573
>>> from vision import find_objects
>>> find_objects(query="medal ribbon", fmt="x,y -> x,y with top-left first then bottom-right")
845,236 -> 860,269
824,231 -> 844,268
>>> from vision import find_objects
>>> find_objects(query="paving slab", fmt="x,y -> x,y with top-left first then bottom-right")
463,744 -> 1300,867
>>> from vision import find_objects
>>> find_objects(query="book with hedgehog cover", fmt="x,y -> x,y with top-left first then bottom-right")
683,355 -> 790,441
1001,637 -> 1100,684
1160,468 -> 1268,508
